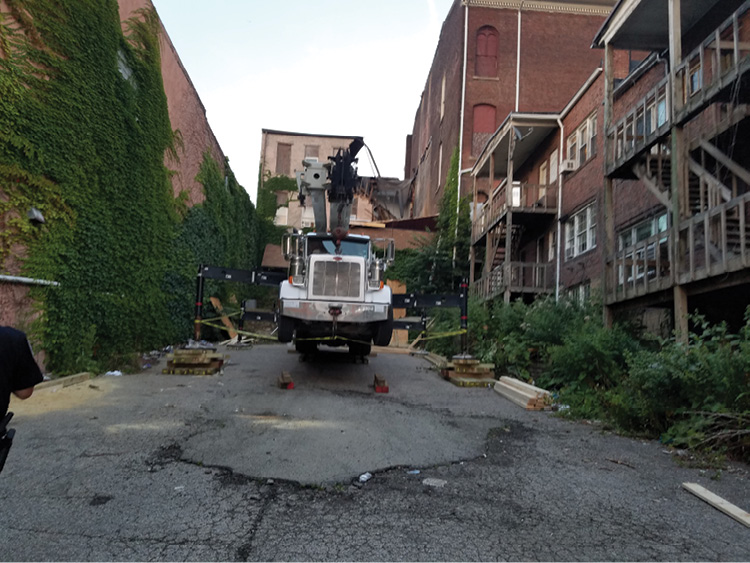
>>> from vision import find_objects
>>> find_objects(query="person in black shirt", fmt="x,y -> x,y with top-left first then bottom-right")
1,326 -> 44,419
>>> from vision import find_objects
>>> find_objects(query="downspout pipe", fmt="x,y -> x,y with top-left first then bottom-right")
515,3 -> 523,111
454,1 -> 469,269
0,274 -> 59,287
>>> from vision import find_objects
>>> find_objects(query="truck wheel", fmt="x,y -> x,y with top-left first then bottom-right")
278,316 -> 294,343
373,308 -> 393,347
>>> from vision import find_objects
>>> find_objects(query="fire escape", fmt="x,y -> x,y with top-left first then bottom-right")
601,1 -> 750,309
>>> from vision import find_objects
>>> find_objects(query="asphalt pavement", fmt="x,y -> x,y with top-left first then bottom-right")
0,343 -> 748,561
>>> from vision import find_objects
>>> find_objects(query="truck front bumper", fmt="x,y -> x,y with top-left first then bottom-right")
280,300 -> 389,323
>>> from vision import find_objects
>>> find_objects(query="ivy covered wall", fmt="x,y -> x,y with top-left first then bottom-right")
0,0 -> 259,373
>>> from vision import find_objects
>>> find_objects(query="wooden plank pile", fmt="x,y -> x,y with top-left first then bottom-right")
162,348 -> 225,375
493,376 -> 551,410
441,357 -> 495,387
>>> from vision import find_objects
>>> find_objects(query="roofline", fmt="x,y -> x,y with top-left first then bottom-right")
261,129 -> 360,140
560,67 -> 603,118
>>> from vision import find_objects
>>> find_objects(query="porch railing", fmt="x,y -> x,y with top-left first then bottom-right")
470,261 -> 556,300
471,182 -> 558,242
606,232 -> 672,304
676,191 -> 750,283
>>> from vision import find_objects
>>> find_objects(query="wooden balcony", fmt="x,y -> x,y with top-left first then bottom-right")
606,76 -> 672,177
471,182 -> 558,243
675,1 -> 750,123
606,1 -> 750,177
470,261 -> 556,301
605,192 -> 750,304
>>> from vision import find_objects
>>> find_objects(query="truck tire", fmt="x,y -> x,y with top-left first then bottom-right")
278,316 -> 294,343
373,307 -> 393,347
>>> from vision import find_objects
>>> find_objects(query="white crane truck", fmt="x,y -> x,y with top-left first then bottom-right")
276,138 -> 394,357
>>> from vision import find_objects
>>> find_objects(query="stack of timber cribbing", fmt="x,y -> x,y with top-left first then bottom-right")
163,348 -> 225,375
493,376 -> 551,410
441,357 -> 495,387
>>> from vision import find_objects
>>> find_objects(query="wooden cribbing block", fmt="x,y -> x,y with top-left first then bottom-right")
374,374 -> 389,393
683,483 -> 750,528
277,371 -> 294,390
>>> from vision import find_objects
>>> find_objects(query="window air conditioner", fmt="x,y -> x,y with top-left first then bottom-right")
561,159 -> 577,173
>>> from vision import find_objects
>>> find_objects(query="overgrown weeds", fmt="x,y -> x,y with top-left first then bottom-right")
424,297 -> 750,463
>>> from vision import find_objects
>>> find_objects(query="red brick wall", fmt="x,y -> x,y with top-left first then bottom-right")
407,0 -> 464,219
119,0 -> 226,206
408,2 -> 612,218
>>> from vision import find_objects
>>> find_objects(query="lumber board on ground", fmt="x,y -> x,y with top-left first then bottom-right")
493,380 -> 549,410
494,380 -> 534,408
499,376 -> 550,398
682,483 -> 750,528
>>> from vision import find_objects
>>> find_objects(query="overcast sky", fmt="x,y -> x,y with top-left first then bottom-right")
151,0 -> 455,203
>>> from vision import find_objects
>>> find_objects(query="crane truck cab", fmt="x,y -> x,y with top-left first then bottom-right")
278,230 -> 395,357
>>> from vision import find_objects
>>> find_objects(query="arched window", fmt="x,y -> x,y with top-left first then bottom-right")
475,26 -> 498,77
472,104 -> 496,155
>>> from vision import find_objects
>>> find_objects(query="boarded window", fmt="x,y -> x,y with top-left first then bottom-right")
472,104 -> 496,155
276,143 -> 292,175
475,26 -> 498,77
305,145 -> 319,159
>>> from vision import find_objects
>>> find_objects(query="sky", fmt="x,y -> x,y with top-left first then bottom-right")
151,0 -> 456,203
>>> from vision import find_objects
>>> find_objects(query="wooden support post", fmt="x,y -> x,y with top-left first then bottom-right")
673,285 -> 689,343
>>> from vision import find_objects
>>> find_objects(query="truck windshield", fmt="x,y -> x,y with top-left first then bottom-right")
307,238 -> 369,258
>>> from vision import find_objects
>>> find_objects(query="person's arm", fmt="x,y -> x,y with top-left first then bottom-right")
12,387 -> 34,400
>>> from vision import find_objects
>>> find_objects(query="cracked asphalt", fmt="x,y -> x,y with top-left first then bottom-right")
1,343 -> 748,561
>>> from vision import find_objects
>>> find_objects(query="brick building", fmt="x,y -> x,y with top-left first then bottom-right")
405,0 -> 617,220
595,0 -> 750,335
258,129 -> 378,230
467,0 -> 750,338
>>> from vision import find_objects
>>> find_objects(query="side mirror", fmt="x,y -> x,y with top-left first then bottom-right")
282,233 -> 294,261
385,240 -> 395,264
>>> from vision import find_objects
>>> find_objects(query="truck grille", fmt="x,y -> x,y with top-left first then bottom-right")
311,261 -> 361,298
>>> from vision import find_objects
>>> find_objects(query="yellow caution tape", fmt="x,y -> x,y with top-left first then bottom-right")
197,319 -> 467,345
197,319 -> 278,341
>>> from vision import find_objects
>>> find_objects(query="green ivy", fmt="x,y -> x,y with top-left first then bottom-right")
0,1 -> 260,373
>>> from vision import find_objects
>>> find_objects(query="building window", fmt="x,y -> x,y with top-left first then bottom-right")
568,282 -> 591,304
548,230 -> 556,262
440,73 -> 446,120
304,145 -> 319,159
564,203 -> 596,260
437,143 -> 443,194
567,112 -> 597,168
550,149 -> 558,183
618,213 -> 668,283
472,104 -> 496,156
276,143 -> 292,175
539,162 -> 548,186
475,26 -> 498,77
